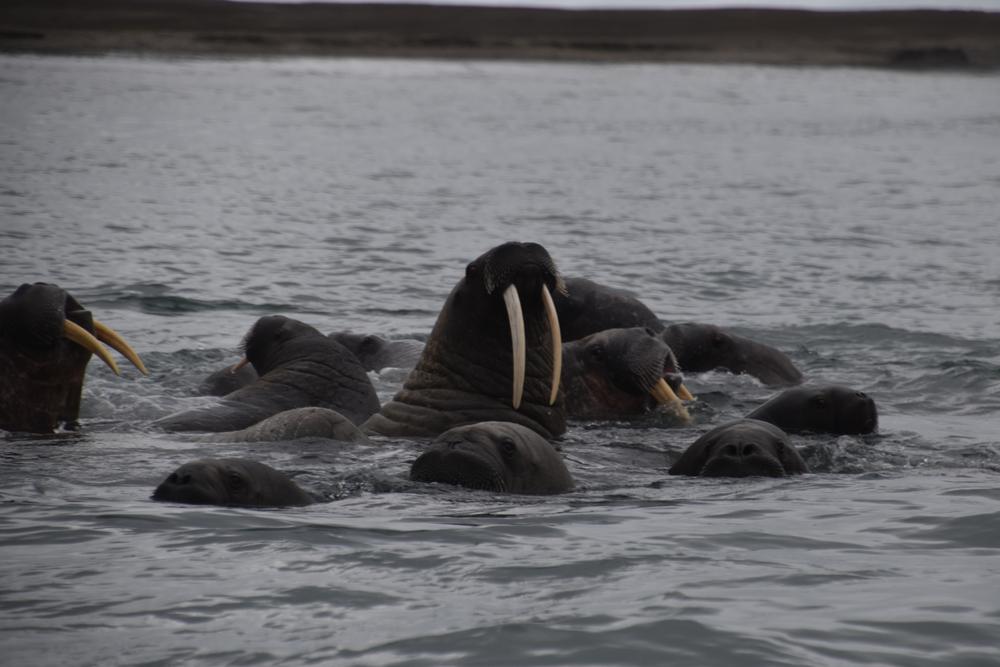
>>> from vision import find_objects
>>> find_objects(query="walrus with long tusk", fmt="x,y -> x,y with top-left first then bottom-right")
0,282 -> 148,433
363,242 -> 566,439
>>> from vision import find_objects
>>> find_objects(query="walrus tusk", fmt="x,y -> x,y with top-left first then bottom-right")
62,320 -> 120,376
541,284 -> 561,406
230,357 -> 251,374
650,378 -> 691,421
503,284 -> 526,410
677,383 -> 695,402
93,320 -> 149,376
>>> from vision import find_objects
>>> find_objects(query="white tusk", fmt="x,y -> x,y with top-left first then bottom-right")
503,284 -> 526,410
230,357 -> 251,374
541,284 -> 561,405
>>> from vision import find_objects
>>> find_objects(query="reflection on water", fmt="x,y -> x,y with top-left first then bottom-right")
1,55 -> 999,666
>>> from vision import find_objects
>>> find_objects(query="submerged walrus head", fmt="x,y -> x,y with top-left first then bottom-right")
365,242 -> 567,438
0,282 -> 147,433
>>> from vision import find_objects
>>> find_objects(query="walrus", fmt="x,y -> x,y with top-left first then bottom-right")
746,385 -> 878,435
410,421 -> 574,494
151,458 -> 314,507
155,315 -> 379,432
196,362 -> 259,397
196,332 -> 424,396
561,327 -> 694,421
327,332 -> 424,373
660,322 -> 802,386
201,407 -> 370,444
363,242 -> 566,438
553,276 -> 663,341
0,282 -> 148,433
669,419 -> 809,477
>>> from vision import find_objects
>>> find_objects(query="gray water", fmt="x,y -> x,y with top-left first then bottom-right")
1,55 -> 999,666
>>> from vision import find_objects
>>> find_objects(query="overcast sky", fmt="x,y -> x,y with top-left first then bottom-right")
247,0 -> 1000,10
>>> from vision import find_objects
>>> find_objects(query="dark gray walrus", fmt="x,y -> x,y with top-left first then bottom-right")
364,242 -> 566,439
155,315 -> 379,432
327,332 -> 424,373
746,385 -> 878,435
660,322 -> 802,386
151,458 -> 314,507
410,421 -> 574,494
202,407 -> 370,444
553,276 -> 663,341
669,419 -> 809,477
0,282 -> 148,433
561,327 -> 694,421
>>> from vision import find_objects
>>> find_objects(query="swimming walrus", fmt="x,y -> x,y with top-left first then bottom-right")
151,458 -> 314,507
746,384 -> 878,435
364,242 -> 566,439
0,282 -> 147,433
669,418 -> 809,477
660,322 -> 802,386
156,315 -> 380,432
410,421 -> 574,494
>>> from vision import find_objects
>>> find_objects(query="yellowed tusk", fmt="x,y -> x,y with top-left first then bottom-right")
93,319 -> 149,376
63,320 -> 120,376
650,378 -> 692,421
502,284 -> 526,410
677,383 -> 695,402
230,357 -> 251,374
541,284 -> 561,406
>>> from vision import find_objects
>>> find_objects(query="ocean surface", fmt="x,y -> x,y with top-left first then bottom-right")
1,54 -> 999,666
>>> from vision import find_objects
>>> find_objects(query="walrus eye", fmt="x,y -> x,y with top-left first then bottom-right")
588,344 -> 605,361
227,472 -> 245,489
465,262 -> 479,280
643,327 -> 657,337
500,438 -> 517,459
810,396 -> 828,409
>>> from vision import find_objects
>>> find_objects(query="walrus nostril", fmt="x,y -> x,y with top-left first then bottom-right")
857,391 -> 867,398
740,443 -> 759,457
180,474 -> 192,485
168,473 -> 179,484
720,443 -> 739,457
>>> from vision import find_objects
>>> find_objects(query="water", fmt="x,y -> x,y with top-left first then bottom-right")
1,54 -> 999,665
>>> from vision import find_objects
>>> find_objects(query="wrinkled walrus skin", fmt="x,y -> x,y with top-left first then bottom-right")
155,315 -> 379,432
364,242 -> 566,439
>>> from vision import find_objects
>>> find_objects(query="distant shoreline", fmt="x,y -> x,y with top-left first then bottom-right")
2,0 -> 999,68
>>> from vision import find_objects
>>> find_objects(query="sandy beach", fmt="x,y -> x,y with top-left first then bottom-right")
2,0 -> 999,67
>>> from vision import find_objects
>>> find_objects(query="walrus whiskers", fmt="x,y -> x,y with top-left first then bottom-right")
503,284 -> 526,410
541,284 -> 561,406
62,319 -> 120,376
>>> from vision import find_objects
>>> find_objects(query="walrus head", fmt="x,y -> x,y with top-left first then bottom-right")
151,458 -> 313,507
458,241 -> 566,409
0,282 -> 147,433
669,419 -> 809,478
562,326 -> 694,421
409,421 -> 574,495
230,315 -> 328,376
